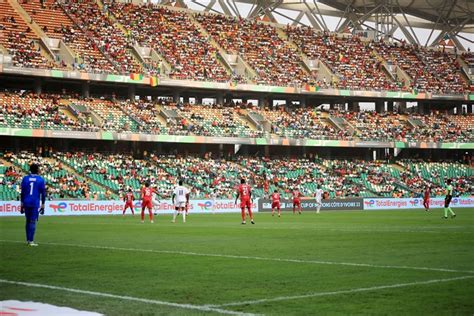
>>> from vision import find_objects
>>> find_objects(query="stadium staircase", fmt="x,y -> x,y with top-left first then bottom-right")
328,114 -> 356,137
186,12 -> 235,78
274,25 -> 315,79
457,56 -> 473,82
94,0 -> 148,73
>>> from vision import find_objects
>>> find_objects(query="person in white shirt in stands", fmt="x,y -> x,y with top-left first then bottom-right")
315,185 -> 323,214
172,180 -> 190,223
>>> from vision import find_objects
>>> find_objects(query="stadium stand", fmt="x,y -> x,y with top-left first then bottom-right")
0,89 -> 472,142
0,2 -> 469,95
286,27 -> 401,91
195,13 -> 316,86
2,151 -> 109,200
0,91 -> 93,131
1,148 -> 472,200
105,1 -> 230,82
168,103 -> 263,138
0,1 -> 55,69
21,0 -> 116,73
374,40 -> 467,94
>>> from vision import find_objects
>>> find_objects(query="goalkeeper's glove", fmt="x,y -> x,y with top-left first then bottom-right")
39,207 -> 45,215
20,205 -> 25,214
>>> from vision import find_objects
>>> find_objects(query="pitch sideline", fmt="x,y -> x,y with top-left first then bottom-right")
1,239 -> 474,275
0,279 -> 256,316
210,275 -> 474,307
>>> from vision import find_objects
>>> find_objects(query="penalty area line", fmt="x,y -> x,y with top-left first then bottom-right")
210,275 -> 474,307
1,239 -> 474,275
0,279 -> 256,316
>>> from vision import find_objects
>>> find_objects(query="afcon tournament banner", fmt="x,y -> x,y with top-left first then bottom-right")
1,127 -> 473,149
0,199 -> 254,217
0,65 -> 471,101
363,197 -> 474,210
258,198 -> 364,212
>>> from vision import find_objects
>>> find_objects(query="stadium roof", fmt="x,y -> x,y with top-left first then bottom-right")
161,0 -> 473,50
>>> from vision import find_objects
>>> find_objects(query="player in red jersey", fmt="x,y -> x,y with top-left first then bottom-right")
423,185 -> 431,211
292,188 -> 302,214
235,178 -> 255,224
123,188 -> 135,216
271,190 -> 281,217
141,182 -> 156,223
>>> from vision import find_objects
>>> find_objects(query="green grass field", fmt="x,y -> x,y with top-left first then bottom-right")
1,209 -> 474,315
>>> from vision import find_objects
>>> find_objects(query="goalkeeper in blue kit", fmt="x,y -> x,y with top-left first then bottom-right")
20,163 -> 46,246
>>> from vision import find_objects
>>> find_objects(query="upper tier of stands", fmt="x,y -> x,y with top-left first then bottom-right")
1,1 -> 469,94
286,27 -> 401,91
21,0 -> 116,73
105,1 -> 230,82
0,1 -> 54,69
195,13 -> 315,86
374,41 -> 467,94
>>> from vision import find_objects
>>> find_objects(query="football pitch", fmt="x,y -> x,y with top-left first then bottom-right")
1,209 -> 473,315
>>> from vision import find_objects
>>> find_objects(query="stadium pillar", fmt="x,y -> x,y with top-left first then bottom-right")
387,101 -> 394,112
173,91 -> 180,103
128,85 -> 136,100
300,97 -> 307,108
34,78 -> 42,94
375,101 -> 384,113
195,96 -> 202,105
417,103 -> 425,114
349,101 -> 359,112
471,104 -> 474,114
456,104 -> 462,115
182,96 -> 189,104
258,97 -> 267,108
82,82 -> 90,98
217,93 -> 224,106
397,101 -> 407,112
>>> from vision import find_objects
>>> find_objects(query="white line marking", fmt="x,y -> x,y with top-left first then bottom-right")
210,275 -> 474,307
1,239 -> 473,275
0,279 -> 256,316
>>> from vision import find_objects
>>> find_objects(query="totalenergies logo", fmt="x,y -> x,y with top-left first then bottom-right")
451,198 -> 459,205
197,201 -> 213,211
364,199 -> 375,207
50,202 -> 67,213
409,199 -> 420,206
133,201 -> 142,209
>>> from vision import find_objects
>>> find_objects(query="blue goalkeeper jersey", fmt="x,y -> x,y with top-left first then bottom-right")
21,174 -> 46,208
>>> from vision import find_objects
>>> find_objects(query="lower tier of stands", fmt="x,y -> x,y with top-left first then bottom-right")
1,151 -> 471,201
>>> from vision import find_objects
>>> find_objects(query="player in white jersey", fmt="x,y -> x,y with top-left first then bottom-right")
172,180 -> 190,223
315,185 -> 323,213
152,189 -> 160,215
211,189 -> 217,214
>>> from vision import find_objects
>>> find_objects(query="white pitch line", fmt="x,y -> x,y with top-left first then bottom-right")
0,279 -> 256,316
210,275 -> 474,307
1,240 -> 474,275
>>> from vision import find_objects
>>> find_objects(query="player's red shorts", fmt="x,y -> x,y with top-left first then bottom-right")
293,200 -> 301,207
272,202 -> 280,209
124,201 -> 133,209
240,198 -> 251,209
142,200 -> 152,209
